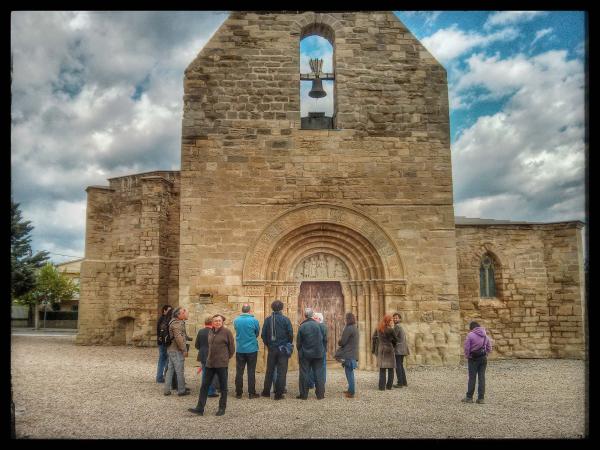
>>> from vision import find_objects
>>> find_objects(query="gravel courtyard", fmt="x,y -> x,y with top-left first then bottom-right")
11,334 -> 587,439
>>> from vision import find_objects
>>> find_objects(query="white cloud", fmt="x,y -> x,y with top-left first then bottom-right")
484,11 -> 547,29
421,25 -> 519,64
452,49 -> 585,223
455,193 -> 528,220
11,11 -> 229,260
400,11 -> 442,28
531,27 -> 553,47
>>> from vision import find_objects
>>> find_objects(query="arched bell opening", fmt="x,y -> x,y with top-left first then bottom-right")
299,23 -> 336,129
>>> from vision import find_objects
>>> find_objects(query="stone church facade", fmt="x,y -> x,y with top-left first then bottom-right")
76,12 -> 586,370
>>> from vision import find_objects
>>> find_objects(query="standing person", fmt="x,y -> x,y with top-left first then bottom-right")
233,304 -> 261,399
392,312 -> 410,388
195,315 -> 219,397
189,314 -> 235,416
313,312 -> 328,385
156,304 -> 172,383
296,308 -> 326,400
163,307 -> 191,396
260,300 -> 294,400
372,314 -> 397,391
462,321 -> 493,404
335,312 -> 359,398
306,311 -> 327,391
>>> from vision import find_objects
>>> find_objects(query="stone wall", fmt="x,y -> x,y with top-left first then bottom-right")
456,222 -> 585,360
76,171 -> 180,346
179,11 -> 462,370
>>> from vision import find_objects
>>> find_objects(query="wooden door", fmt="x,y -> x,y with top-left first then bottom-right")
297,281 -> 345,360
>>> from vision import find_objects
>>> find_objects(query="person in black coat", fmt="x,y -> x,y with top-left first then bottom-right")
156,305 -> 172,383
195,315 -> 219,396
296,308 -> 327,400
260,300 -> 294,400
335,312 -> 359,398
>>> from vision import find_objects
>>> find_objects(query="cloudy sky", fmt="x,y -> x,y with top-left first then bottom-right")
11,11 -> 586,263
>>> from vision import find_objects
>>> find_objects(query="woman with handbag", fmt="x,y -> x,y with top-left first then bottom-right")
335,312 -> 359,398
373,314 -> 397,391
462,321 -> 493,404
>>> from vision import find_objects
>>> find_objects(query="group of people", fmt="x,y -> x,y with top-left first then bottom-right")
156,301 -> 493,416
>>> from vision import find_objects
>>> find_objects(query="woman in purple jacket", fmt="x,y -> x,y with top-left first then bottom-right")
462,321 -> 493,404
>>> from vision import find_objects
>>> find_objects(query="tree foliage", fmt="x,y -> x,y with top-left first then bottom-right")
18,263 -> 79,308
11,200 -> 50,299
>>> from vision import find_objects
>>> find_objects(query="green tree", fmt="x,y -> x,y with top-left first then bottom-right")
18,263 -> 79,328
11,199 -> 49,298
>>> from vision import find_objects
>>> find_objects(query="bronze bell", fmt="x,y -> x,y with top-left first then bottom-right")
308,77 -> 327,98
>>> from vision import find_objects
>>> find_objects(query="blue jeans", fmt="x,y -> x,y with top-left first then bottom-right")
156,344 -> 168,382
344,359 -> 357,394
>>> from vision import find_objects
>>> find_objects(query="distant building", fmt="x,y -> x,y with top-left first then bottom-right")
55,258 -> 82,312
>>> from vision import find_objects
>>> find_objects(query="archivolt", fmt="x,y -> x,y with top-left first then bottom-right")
243,203 -> 404,282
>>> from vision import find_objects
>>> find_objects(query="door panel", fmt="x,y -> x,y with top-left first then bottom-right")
297,281 -> 345,360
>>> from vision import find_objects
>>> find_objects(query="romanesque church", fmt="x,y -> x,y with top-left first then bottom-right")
76,12 -> 585,370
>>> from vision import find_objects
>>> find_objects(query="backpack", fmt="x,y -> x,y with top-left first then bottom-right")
158,317 -> 169,345
160,319 -> 175,347
371,331 -> 379,355
470,336 -> 488,359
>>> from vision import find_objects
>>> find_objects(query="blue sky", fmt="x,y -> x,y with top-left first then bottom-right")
11,11 -> 586,263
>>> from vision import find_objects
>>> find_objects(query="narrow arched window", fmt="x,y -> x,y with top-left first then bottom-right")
299,25 -> 335,129
479,254 -> 496,298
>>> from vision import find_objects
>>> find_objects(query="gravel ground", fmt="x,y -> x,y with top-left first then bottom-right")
11,335 -> 587,439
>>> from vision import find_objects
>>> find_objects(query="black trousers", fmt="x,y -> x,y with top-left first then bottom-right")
394,354 -> 408,386
298,356 -> 325,399
197,367 -> 228,411
379,368 -> 394,389
235,352 -> 258,395
466,356 -> 487,399
262,347 -> 289,397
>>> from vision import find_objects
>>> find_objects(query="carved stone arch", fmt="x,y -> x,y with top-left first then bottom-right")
267,223 -> 386,282
242,203 -> 404,283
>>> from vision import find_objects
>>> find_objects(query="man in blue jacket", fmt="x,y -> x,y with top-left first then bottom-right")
296,308 -> 327,400
260,300 -> 293,400
233,304 -> 261,399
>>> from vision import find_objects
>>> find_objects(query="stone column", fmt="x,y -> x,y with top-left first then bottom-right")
135,176 -> 174,346
76,186 -> 114,345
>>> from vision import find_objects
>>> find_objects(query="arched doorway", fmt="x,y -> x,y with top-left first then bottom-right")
298,281 -> 345,360
114,317 -> 135,345
242,204 -> 406,371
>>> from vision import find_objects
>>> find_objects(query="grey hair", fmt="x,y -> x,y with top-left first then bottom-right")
172,307 -> 184,319
242,304 -> 251,313
304,307 -> 314,318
